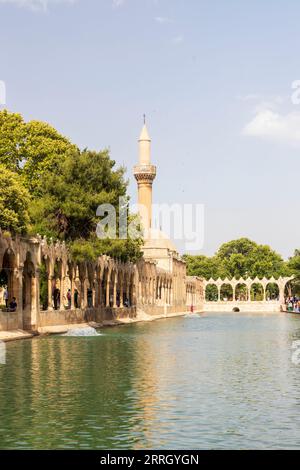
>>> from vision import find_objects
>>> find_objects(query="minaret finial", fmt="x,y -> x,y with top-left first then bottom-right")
143,113 -> 146,125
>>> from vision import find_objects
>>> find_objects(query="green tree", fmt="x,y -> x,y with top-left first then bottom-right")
182,254 -> 225,279
0,110 -> 26,171
286,250 -> 300,296
30,148 -> 143,262
184,238 -> 287,280
0,109 -> 76,194
22,120 -> 76,194
216,238 -> 257,260
0,164 -> 30,233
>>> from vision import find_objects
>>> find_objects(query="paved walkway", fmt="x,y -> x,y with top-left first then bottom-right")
0,330 -> 33,342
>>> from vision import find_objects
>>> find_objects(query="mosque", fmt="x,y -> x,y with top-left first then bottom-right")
0,123 -> 204,335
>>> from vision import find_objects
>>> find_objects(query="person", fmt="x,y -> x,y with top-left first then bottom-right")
74,289 -> 79,309
9,297 -> 17,312
67,289 -> 71,309
3,287 -> 8,310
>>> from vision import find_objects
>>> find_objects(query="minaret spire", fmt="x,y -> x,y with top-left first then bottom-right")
134,119 -> 157,236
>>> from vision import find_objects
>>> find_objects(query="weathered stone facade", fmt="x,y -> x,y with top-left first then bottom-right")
203,276 -> 293,312
0,230 -> 203,332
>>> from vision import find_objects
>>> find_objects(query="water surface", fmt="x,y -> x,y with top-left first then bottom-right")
0,313 -> 300,449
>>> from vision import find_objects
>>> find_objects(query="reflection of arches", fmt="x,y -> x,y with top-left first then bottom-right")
220,284 -> 233,301
235,283 -> 248,301
205,284 -> 218,301
250,283 -> 264,301
266,283 -> 279,301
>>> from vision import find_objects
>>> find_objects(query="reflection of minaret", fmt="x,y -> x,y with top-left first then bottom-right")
134,119 -> 157,236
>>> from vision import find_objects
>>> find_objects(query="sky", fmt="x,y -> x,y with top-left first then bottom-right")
1,0 -> 300,258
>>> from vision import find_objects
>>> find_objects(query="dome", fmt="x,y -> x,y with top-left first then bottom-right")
143,228 -> 178,253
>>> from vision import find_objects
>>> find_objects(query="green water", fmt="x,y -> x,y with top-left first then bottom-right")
0,313 -> 300,449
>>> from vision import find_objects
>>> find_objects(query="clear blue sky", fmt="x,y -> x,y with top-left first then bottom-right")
1,0 -> 300,258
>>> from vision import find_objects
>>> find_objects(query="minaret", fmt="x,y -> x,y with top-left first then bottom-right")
134,119 -> 157,236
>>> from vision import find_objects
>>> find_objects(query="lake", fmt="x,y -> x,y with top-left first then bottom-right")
0,312 -> 300,449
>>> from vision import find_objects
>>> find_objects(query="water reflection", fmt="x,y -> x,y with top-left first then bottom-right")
0,313 -> 300,449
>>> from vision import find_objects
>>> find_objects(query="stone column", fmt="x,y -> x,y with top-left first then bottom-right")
279,283 -> 285,305
82,277 -> 88,308
70,274 -> 74,310
170,283 -> 173,306
16,266 -> 24,329
120,279 -> 124,308
30,270 -> 39,330
113,278 -> 117,308
106,278 -> 110,307
46,262 -> 53,311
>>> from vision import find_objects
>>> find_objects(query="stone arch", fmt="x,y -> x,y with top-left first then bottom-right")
102,266 -> 110,307
39,255 -> 49,311
117,269 -> 124,307
86,262 -> 95,308
250,282 -> 264,301
266,282 -> 279,301
220,283 -> 233,301
110,268 -> 117,308
53,258 -> 62,310
235,283 -> 248,301
0,248 -> 16,305
22,252 -> 37,330
205,284 -> 218,301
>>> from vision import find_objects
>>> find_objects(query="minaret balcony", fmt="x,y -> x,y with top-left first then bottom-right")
134,165 -> 157,182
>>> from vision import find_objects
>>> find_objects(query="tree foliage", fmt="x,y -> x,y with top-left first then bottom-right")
0,164 -> 30,233
0,109 -> 76,194
286,250 -> 300,296
184,238 -> 288,280
29,148 -> 143,262
0,109 -> 143,262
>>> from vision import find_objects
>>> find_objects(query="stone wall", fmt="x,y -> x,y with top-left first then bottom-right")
38,306 -> 137,328
204,301 -> 282,313
0,231 -> 204,333
0,311 -> 19,331
139,304 -> 189,317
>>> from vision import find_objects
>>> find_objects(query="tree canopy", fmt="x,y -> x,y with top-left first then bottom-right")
0,109 -> 76,194
0,109 -> 143,262
29,147 -> 143,262
29,148 -> 127,240
0,164 -> 30,233
184,238 -> 289,280
286,250 -> 300,296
